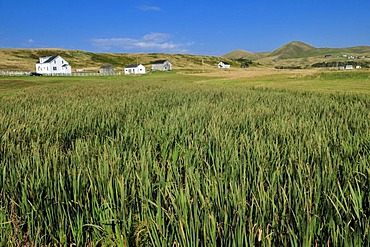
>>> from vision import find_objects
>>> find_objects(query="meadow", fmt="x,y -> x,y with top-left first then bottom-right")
0,70 -> 369,246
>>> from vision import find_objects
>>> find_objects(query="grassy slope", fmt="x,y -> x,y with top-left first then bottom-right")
225,42 -> 370,59
223,49 -> 263,60
269,41 -> 316,58
223,41 -> 370,67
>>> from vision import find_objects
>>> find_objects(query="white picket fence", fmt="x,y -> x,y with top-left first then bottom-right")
0,71 -> 30,76
72,72 -> 122,76
0,71 -> 123,77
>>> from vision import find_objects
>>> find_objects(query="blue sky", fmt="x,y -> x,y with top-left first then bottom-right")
0,0 -> 369,55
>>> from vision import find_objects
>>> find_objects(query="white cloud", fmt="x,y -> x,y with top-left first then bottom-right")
90,33 -> 192,53
143,33 -> 170,42
138,5 -> 161,11
21,38 -> 37,47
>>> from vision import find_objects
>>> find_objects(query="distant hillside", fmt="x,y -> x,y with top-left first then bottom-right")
0,49 -> 233,71
224,41 -> 370,61
270,41 -> 316,59
223,49 -> 262,60
313,46 -> 370,57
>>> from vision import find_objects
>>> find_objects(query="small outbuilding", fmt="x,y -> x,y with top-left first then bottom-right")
241,63 -> 249,68
218,61 -> 230,69
151,60 -> 172,71
124,64 -> 146,75
99,65 -> 114,73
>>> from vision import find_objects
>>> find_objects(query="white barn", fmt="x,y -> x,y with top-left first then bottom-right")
218,61 -> 230,69
151,60 -> 172,71
36,56 -> 71,75
124,64 -> 146,75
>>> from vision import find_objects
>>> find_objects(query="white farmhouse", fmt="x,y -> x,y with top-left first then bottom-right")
151,60 -> 172,71
36,56 -> 71,75
124,64 -> 146,75
218,61 -> 230,69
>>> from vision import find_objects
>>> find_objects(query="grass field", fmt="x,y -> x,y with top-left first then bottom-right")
0,70 -> 369,246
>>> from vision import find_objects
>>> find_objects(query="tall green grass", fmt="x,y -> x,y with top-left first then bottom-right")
0,76 -> 369,246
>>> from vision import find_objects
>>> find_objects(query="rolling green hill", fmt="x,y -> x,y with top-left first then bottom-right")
223,49 -> 263,60
269,41 -> 316,58
224,41 -> 370,60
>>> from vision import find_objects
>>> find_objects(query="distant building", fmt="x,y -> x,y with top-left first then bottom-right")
36,55 -> 71,75
124,64 -> 146,75
99,65 -> 114,73
345,65 -> 354,70
218,61 -> 230,69
151,60 -> 172,71
241,63 -> 249,68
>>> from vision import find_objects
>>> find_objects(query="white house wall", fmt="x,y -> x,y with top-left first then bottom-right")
36,56 -> 71,75
36,64 -> 51,73
152,61 -> 172,71
137,65 -> 146,74
39,56 -> 51,63
124,65 -> 146,75
124,68 -> 135,74
218,62 -> 230,69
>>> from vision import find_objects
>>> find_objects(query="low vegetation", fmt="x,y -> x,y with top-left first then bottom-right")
312,61 -> 370,68
0,71 -> 369,246
274,65 -> 304,70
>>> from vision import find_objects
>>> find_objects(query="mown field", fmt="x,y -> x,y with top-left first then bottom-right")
0,71 -> 369,246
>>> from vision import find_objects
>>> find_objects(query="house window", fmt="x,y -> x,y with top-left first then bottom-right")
53,67 -> 57,71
